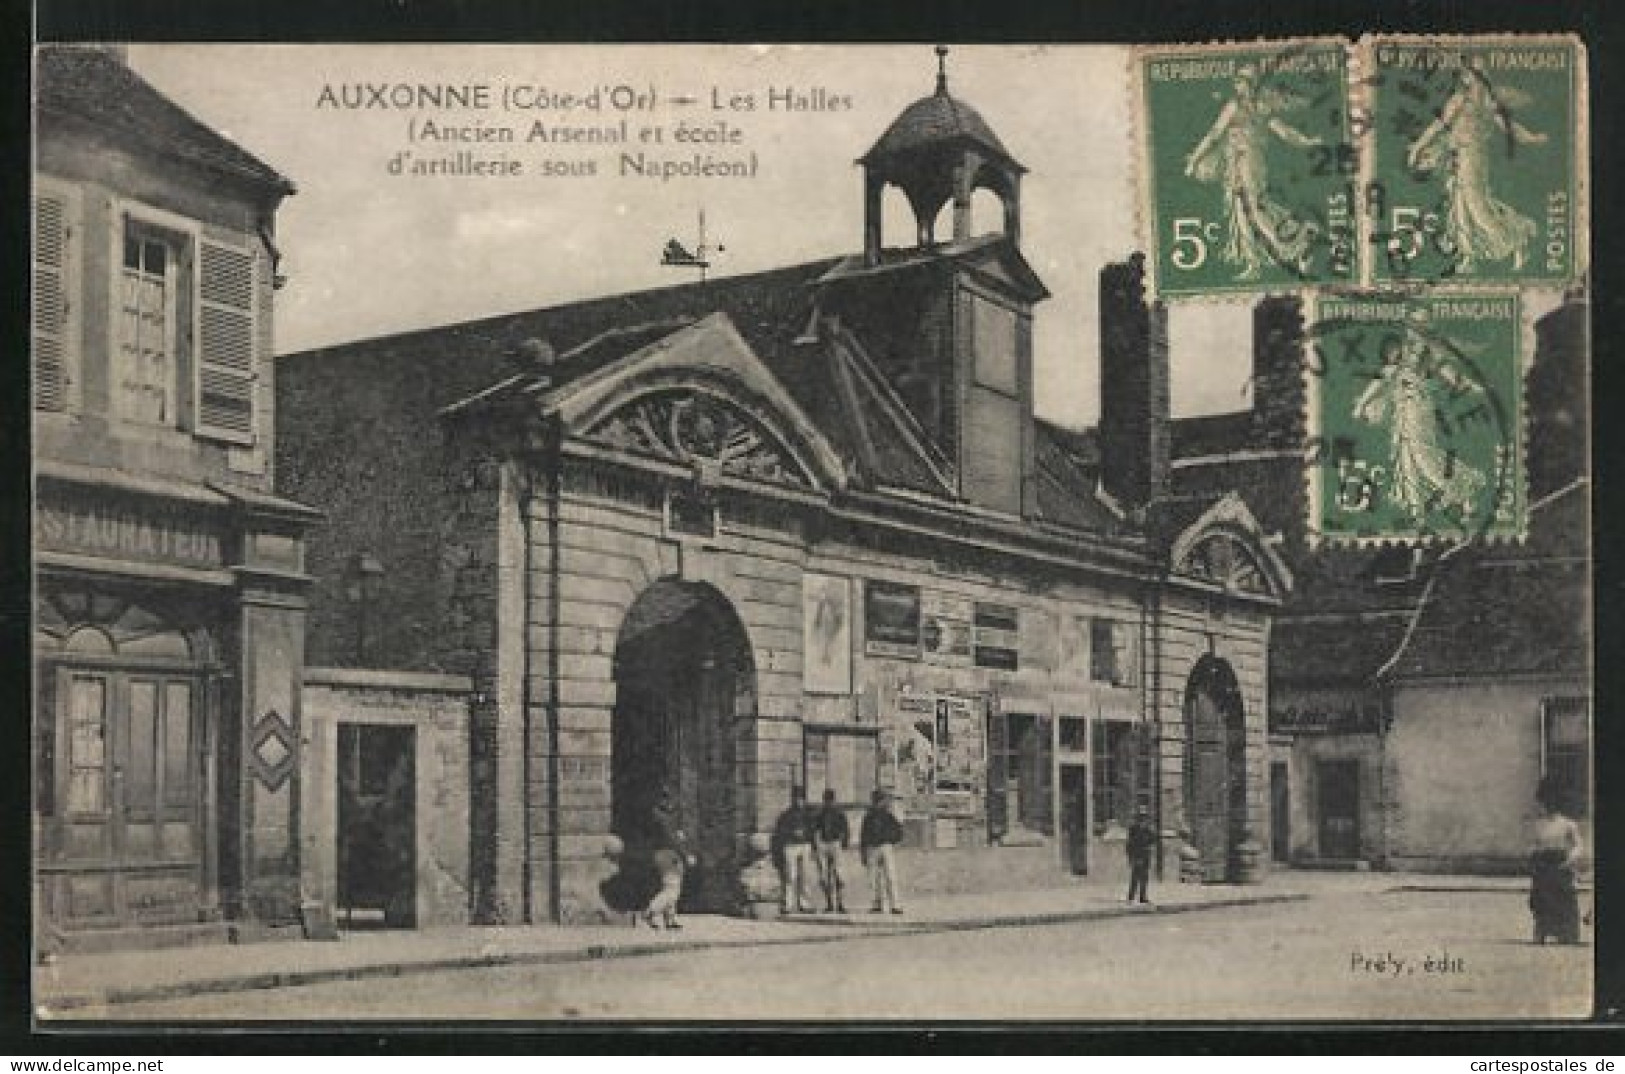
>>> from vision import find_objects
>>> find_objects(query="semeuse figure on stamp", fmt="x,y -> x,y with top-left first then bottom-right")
812,788 -> 850,913
861,789 -> 905,914
1529,777 -> 1584,945
1184,63 -> 1323,280
1126,806 -> 1157,905
771,786 -> 815,914
1407,69 -> 1547,273
643,790 -> 693,929
1352,329 -> 1486,528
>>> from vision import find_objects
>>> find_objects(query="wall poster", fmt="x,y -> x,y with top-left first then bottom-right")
801,572 -> 852,695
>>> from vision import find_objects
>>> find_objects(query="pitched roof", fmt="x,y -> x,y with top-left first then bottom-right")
36,46 -> 295,195
1385,479 -> 1591,682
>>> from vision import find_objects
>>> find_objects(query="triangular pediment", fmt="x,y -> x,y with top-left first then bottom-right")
957,241 -> 1049,302
543,313 -> 847,492
1169,493 -> 1294,601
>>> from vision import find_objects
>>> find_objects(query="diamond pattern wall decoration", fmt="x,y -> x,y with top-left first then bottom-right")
251,708 -> 296,792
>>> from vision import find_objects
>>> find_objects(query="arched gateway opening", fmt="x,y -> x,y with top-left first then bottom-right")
1183,654 -> 1247,883
611,579 -> 755,913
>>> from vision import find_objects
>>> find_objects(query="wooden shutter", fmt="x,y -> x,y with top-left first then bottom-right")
195,238 -> 257,443
32,185 -> 78,411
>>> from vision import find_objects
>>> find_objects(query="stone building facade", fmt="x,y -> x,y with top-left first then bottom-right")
277,61 -> 1290,925
32,47 -> 317,950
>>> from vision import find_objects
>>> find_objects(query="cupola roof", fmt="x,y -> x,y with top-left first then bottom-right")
859,47 -> 1024,173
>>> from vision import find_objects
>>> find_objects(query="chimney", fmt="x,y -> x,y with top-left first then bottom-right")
1251,296 -> 1306,450
1527,295 -> 1589,496
1098,254 -> 1170,510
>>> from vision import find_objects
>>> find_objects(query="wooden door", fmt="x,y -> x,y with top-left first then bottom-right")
1059,764 -> 1089,874
1317,759 -> 1360,860
1188,692 -> 1231,883
48,666 -> 203,929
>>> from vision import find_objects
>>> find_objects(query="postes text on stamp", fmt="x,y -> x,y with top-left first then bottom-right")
1309,292 -> 1525,544
1138,40 -> 1358,298
1366,35 -> 1585,287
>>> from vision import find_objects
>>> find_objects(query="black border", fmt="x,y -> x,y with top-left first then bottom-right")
12,0 -> 1623,1055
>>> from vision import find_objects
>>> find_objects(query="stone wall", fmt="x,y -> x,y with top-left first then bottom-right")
1148,595 -> 1272,881
1383,679 -> 1560,873
301,667 -> 474,927
1286,733 -> 1386,865
510,453 -> 1275,918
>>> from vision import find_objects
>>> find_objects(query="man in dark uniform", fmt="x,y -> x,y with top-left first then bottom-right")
1126,806 -> 1157,905
772,787 -> 815,914
812,789 -> 851,913
860,789 -> 905,914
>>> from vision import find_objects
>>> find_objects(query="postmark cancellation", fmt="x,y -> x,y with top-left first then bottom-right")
1307,291 -> 1526,546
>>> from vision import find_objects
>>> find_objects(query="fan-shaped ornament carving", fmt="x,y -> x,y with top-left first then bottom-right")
1179,533 -> 1269,595
589,391 -> 809,487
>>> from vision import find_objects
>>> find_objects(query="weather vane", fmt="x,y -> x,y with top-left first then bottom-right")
660,208 -> 724,282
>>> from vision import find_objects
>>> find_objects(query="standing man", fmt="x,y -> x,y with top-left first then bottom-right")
772,787 -> 815,914
1126,806 -> 1157,905
812,789 -> 850,913
860,789 -> 905,915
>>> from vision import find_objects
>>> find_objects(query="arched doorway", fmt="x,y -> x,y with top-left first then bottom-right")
1183,654 -> 1246,883
611,579 -> 755,912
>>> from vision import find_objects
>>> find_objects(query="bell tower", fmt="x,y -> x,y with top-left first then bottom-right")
860,46 -> 1027,263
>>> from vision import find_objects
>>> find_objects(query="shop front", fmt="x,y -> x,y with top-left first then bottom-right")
34,466 -> 315,950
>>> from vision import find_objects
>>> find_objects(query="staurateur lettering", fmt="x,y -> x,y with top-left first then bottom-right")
37,495 -> 223,567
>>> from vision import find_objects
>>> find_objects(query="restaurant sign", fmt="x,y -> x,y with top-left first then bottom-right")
37,487 -> 225,569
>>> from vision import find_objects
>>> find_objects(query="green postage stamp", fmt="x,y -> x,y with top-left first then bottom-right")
1137,40 -> 1358,298
1137,35 -> 1586,296
1367,35 -> 1586,286
1308,292 -> 1525,544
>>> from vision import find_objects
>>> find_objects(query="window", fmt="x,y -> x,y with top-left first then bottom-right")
972,297 -> 1018,394
117,225 -> 184,425
803,727 -> 878,807
1540,697 -> 1590,819
1091,719 -> 1138,835
962,295 -> 1025,514
988,711 -> 1052,840
110,206 -> 260,443
1090,618 -> 1139,686
32,182 -> 81,412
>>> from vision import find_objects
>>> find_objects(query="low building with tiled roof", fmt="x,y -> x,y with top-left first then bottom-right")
1161,289 -> 1590,874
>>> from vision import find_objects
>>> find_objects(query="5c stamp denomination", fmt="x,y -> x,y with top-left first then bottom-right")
1309,292 -> 1525,544
1366,35 -> 1586,287
1137,40 -> 1357,298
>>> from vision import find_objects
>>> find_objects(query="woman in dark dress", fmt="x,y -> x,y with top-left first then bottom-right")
1529,783 -> 1584,945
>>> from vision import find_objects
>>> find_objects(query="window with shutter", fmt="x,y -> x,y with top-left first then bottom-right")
32,185 -> 79,412
196,239 -> 257,444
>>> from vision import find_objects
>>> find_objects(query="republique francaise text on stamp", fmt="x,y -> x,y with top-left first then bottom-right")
1365,35 -> 1586,288
1308,291 -> 1525,545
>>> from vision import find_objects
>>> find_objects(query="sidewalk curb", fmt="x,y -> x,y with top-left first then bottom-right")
37,892 -> 1310,1015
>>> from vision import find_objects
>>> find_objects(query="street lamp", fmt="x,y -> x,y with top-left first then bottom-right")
344,551 -> 385,666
